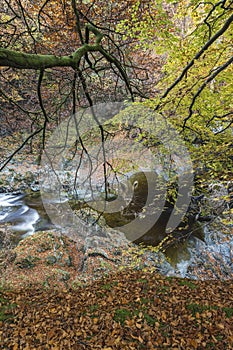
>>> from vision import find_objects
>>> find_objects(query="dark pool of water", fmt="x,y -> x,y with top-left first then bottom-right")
1,191 -> 232,279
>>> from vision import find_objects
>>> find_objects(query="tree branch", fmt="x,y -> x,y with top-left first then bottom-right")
0,44 -> 100,70
183,55 -> 233,129
99,46 -> 134,100
0,23 -> 107,70
155,12 -> 233,110
0,127 -> 44,172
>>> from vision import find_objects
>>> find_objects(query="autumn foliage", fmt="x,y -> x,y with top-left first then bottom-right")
0,269 -> 233,349
0,1 -> 233,349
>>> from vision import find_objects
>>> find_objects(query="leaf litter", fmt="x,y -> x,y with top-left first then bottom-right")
0,269 -> 232,349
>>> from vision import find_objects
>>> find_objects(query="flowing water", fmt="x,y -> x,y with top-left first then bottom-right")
0,191 -> 232,279
0,192 -> 53,239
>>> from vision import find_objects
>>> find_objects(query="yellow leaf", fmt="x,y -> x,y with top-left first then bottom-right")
138,336 -> 143,343
93,317 -> 98,324
217,323 -> 225,329
189,339 -> 198,349
161,311 -> 167,320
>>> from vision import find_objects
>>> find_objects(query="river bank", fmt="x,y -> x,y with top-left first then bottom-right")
0,220 -> 233,289
0,158 -> 233,286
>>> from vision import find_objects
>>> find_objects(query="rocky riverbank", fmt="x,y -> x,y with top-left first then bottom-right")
0,158 -> 233,286
0,217 -> 233,290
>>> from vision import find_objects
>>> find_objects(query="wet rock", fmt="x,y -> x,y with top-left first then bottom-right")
0,166 -> 40,192
24,171 -> 35,186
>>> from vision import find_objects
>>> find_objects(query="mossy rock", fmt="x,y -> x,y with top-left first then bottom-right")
46,255 -> 57,265
56,269 -> 70,281
64,255 -> 73,267
15,255 -> 40,269
37,242 -> 53,252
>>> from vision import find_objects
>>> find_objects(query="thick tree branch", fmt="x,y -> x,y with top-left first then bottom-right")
0,23 -> 106,70
0,43 -> 100,69
0,23 -> 104,70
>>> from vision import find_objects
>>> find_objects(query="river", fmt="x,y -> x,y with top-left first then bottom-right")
0,191 -> 232,280
0,192 -> 53,239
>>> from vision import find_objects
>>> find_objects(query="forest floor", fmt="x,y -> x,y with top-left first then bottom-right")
1,135 -> 233,349
0,268 -> 233,350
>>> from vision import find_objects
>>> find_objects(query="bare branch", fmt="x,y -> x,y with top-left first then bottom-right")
0,127 -> 44,172
99,46 -> 134,101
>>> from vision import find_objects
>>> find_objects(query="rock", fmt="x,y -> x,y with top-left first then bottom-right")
56,269 -> 70,281
36,241 -> 52,252
15,255 -> 39,269
203,181 -> 230,215
64,255 -> 73,267
46,255 -> 57,265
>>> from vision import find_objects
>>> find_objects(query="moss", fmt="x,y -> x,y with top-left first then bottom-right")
157,285 -> 169,294
178,279 -> 197,290
186,303 -> 218,317
36,242 -> 52,252
64,255 -> 73,267
137,278 -> 148,283
46,255 -> 57,265
140,297 -> 148,304
15,255 -> 40,269
101,283 -> 112,290
222,307 -> 233,318
56,269 -> 70,281
143,313 -> 156,326
113,308 -> 132,325
0,295 -> 17,322
89,304 -> 99,313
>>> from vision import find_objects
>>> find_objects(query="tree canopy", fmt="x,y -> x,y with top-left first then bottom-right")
0,0 -> 232,186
